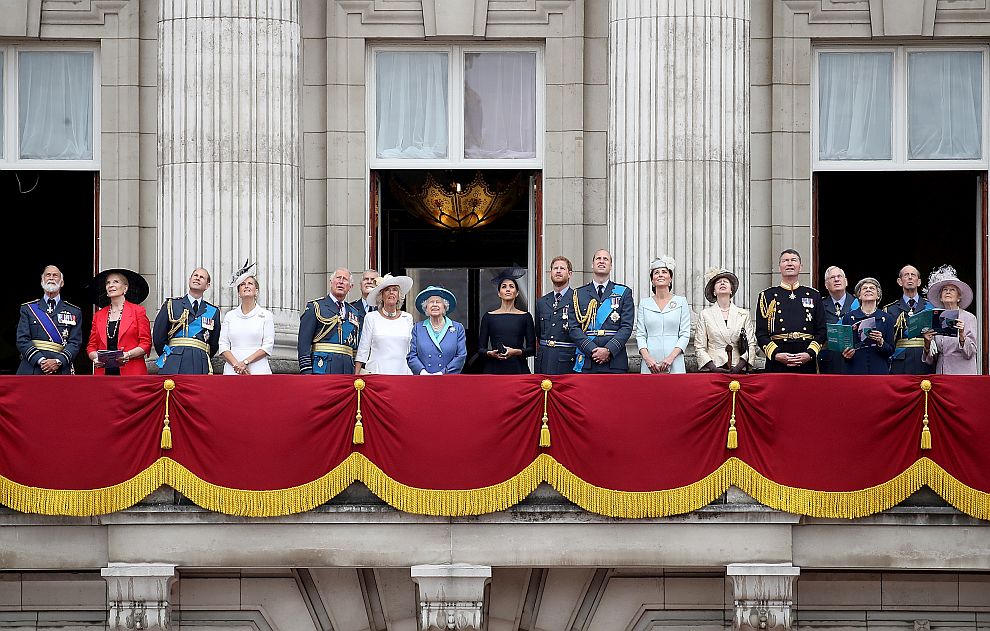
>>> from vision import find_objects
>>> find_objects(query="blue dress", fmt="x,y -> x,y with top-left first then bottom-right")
840,308 -> 894,375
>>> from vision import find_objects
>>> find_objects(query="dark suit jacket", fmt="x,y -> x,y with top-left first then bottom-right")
16,298 -> 83,374
820,291 -> 858,375
568,281 -> 635,373
88,301 -> 152,375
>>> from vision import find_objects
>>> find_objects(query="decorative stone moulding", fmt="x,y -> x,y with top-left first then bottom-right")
727,563 -> 801,631
102,563 -> 178,631
411,564 -> 492,630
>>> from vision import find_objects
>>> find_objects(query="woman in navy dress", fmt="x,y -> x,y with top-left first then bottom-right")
840,277 -> 894,375
407,286 -> 468,375
479,269 -> 536,374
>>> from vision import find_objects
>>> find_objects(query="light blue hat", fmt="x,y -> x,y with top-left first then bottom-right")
415,285 -> 457,315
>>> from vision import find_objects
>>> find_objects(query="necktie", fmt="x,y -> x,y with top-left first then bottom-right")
337,300 -> 345,316
908,298 -> 916,315
47,299 -> 55,313
597,285 -> 605,302
553,293 -> 561,310
834,301 -> 841,317
192,300 -> 200,315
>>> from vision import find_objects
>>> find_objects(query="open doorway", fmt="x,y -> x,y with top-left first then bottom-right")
375,169 -> 538,372
0,171 -> 97,374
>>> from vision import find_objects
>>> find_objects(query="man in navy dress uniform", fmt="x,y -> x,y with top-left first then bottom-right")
16,265 -> 82,374
884,264 -> 934,375
535,256 -> 577,374
819,265 -> 858,375
298,267 -> 362,374
153,267 -> 221,374
755,249 -> 827,374
569,249 -> 635,373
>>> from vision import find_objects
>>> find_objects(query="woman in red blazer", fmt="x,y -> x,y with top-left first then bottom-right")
87,269 -> 152,375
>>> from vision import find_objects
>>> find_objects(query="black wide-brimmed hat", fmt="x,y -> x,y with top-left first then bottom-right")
90,268 -> 150,307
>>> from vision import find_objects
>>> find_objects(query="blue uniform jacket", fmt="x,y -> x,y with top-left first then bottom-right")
407,319 -> 467,374
298,296 -> 362,374
534,287 -> 576,375
568,281 -> 635,373
152,296 -> 221,375
885,297 -> 934,375
16,298 -> 83,374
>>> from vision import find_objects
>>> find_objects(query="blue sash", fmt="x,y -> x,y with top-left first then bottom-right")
573,285 -> 627,372
28,302 -> 64,346
156,304 -> 218,368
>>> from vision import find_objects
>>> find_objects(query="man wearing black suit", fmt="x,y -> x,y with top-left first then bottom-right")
820,265 -> 858,374
350,269 -> 380,319
569,249 -> 635,373
535,256 -> 577,374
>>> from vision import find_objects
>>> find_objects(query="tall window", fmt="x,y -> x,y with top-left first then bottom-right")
814,46 -> 988,170
370,45 -> 543,168
0,45 -> 99,169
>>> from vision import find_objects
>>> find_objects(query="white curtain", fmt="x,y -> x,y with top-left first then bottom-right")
0,52 -> 4,158
376,51 -> 448,159
818,52 -> 893,161
464,52 -> 537,159
19,51 -> 94,160
909,51 -> 983,160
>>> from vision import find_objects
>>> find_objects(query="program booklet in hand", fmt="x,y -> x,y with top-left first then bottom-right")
97,349 -> 125,369
905,310 -> 933,338
827,323 -> 854,352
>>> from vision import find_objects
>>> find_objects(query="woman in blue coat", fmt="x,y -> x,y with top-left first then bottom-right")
841,277 -> 894,375
407,286 -> 468,375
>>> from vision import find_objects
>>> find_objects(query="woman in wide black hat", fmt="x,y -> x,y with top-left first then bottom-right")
478,268 -> 536,374
86,268 -> 152,375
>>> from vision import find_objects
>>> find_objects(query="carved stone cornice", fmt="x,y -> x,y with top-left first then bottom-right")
727,563 -> 800,631
101,563 -> 178,631
411,564 -> 492,630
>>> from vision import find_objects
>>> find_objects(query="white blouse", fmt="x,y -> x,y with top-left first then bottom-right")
218,305 -> 275,375
356,311 -> 413,375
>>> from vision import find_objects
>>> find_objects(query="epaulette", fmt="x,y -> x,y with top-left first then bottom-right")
881,301 -> 897,311
63,301 -> 80,310
21,300 -> 36,306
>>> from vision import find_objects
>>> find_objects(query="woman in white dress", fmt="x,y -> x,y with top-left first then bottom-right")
635,256 -> 692,374
355,273 -> 414,375
694,267 -> 758,373
218,263 -> 275,375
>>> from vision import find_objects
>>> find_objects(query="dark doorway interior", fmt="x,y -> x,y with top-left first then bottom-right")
0,171 -> 96,374
817,171 -> 981,304
379,169 -> 533,372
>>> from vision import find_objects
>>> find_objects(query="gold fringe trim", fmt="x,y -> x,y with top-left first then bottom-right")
0,459 -> 167,516
3,455 -> 990,520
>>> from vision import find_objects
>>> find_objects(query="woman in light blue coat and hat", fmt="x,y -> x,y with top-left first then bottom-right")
636,256 -> 692,374
407,286 -> 468,375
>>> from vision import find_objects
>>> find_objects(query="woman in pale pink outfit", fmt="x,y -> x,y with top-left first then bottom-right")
922,266 -> 979,375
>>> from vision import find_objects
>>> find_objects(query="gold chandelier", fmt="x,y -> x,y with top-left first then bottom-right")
390,171 -> 526,230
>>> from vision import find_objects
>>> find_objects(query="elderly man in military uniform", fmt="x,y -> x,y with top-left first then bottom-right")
819,265 -> 858,375
16,265 -> 82,374
153,267 -> 221,374
535,256 -> 577,374
568,249 -> 635,373
884,264 -> 934,375
350,269 -> 380,320
756,249 -> 827,374
298,267 -> 362,374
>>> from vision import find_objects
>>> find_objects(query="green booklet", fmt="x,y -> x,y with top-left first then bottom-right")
905,310 -> 932,338
827,323 -> 853,352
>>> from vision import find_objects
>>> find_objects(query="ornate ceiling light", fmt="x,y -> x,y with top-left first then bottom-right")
389,171 -> 526,230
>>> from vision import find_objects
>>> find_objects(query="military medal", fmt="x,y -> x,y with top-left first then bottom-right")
62,328 -> 69,339
789,292 -> 796,300
802,297 -> 814,308
317,357 -> 325,368
609,311 -> 620,323
204,331 -> 210,342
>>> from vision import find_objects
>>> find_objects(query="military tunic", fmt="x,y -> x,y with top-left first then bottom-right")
15,298 -> 83,374
152,296 -> 221,374
298,296 -> 362,374
534,287 -> 577,375
568,281 -> 635,374
884,296 -> 934,375
755,283 -> 827,374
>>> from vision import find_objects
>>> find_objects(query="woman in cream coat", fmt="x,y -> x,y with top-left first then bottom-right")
694,268 -> 758,373
636,256 -> 691,374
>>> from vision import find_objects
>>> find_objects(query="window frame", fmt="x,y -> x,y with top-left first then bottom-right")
367,43 -> 544,170
0,42 -> 101,171
812,44 -> 989,172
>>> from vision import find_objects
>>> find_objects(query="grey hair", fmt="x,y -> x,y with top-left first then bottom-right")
424,296 -> 450,312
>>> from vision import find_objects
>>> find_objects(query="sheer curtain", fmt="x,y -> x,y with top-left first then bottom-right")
19,51 -> 94,160
464,52 -> 537,159
818,52 -> 893,160
909,51 -> 983,160
376,51 -> 448,159
0,52 -> 4,158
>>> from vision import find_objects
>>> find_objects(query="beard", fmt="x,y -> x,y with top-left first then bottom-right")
41,282 -> 59,293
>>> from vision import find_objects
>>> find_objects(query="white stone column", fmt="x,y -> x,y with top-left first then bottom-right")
608,0 -> 750,307
158,0 -> 301,357
102,563 -> 178,630
411,564 -> 492,630
727,563 -> 800,631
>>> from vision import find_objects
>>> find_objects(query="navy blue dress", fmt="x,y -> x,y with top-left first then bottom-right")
479,312 -> 536,374
840,308 -> 894,375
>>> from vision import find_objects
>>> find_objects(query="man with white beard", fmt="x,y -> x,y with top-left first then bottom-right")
16,265 -> 83,374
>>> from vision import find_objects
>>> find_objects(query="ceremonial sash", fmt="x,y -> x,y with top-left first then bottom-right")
28,302 -> 65,347
157,304 -> 218,368
573,285 -> 627,372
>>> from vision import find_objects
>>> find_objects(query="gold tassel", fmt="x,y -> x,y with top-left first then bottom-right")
353,378 -> 366,445
539,379 -> 553,448
161,379 -> 175,450
920,379 -> 932,451
726,380 -> 740,450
